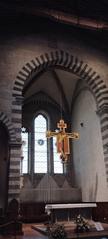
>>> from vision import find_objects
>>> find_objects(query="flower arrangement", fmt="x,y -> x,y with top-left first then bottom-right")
75,214 -> 90,233
46,223 -> 67,239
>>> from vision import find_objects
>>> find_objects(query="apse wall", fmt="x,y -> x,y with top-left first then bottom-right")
72,89 -> 108,202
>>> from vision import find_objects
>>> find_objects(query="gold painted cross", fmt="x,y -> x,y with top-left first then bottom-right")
46,119 -> 79,162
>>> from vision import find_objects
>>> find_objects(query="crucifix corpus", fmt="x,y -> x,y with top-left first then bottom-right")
46,119 -> 79,163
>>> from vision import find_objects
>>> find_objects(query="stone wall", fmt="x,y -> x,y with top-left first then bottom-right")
0,21 -> 108,202
72,89 -> 108,201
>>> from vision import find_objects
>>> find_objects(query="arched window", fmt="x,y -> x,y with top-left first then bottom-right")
21,114 -> 64,175
53,137 -> 63,174
21,128 -> 28,174
34,114 -> 47,173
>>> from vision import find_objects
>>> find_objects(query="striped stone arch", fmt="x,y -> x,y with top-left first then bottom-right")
0,112 -> 19,202
0,111 -> 16,142
11,50 -> 108,200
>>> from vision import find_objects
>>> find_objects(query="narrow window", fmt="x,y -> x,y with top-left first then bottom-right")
34,114 -> 47,173
53,137 -> 63,174
21,128 -> 28,174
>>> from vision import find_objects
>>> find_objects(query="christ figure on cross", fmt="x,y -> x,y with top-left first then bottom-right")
46,119 -> 79,162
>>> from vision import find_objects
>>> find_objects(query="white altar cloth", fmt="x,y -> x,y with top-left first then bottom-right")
45,203 -> 97,213
45,203 -> 97,222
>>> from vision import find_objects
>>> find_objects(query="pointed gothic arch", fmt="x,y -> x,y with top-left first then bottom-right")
10,50 -> 108,201
13,50 -> 108,110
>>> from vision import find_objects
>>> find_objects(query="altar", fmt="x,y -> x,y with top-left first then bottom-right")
45,203 -> 97,223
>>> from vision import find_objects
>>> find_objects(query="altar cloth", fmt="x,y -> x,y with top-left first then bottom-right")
45,203 -> 97,212
45,203 -> 97,222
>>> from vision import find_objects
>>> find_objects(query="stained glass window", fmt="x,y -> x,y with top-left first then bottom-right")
21,115 -> 64,175
53,137 -> 63,173
34,114 -> 47,173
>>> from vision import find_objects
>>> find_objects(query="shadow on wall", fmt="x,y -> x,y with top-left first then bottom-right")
89,173 -> 98,201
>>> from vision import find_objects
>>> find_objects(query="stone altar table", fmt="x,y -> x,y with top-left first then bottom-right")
45,203 -> 97,223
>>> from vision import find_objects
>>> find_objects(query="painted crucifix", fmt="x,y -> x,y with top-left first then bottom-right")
46,119 -> 79,162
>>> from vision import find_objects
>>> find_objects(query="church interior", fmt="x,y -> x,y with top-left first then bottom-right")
0,0 -> 108,238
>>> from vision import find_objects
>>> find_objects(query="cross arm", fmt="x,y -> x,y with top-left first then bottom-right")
46,131 -> 58,138
66,132 -> 79,139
